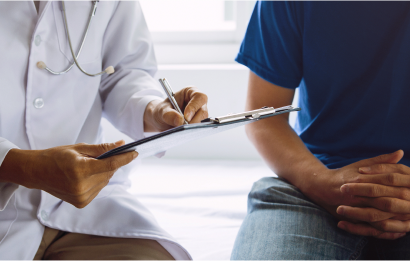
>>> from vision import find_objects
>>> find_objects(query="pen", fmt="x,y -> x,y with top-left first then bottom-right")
159,78 -> 189,125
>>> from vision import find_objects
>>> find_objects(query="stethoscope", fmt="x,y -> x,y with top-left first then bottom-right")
36,1 -> 114,77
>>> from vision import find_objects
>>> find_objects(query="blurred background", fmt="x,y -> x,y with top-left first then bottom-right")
102,1 -> 299,259
103,0 -> 298,160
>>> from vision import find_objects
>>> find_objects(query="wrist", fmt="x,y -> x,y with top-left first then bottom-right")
143,100 -> 161,132
0,149 -> 37,187
293,164 -> 330,195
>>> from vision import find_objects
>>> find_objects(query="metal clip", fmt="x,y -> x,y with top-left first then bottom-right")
211,106 -> 277,123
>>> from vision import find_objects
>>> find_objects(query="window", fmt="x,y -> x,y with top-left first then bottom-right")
139,0 -> 256,63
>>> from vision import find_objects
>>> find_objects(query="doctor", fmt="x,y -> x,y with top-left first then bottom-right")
0,1 -> 208,259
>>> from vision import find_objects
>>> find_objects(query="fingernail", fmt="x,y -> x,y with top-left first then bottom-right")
336,206 -> 345,215
132,152 -> 138,159
359,167 -> 371,173
340,184 -> 349,193
186,110 -> 194,122
114,140 -> 124,146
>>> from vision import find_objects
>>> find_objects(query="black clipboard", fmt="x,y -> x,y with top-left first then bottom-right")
96,105 -> 301,159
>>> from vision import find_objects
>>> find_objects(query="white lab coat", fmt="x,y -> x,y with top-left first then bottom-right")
0,1 -> 191,259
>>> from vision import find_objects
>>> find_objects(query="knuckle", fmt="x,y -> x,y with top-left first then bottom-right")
383,199 -> 394,212
397,164 -> 405,172
73,201 -> 88,209
371,229 -> 381,237
100,143 -> 112,152
69,183 -> 86,196
387,173 -> 398,185
369,212 -> 380,222
399,189 -> 410,200
72,195 -> 88,209
354,176 -> 364,183
378,221 -> 389,231
376,164 -> 386,172
107,159 -> 120,171
201,109 -> 209,119
370,186 -> 380,197
198,92 -> 208,103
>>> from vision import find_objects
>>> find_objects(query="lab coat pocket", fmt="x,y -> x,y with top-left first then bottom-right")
52,1 -> 101,65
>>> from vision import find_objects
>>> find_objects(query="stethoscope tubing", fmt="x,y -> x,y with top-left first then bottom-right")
38,1 -> 114,77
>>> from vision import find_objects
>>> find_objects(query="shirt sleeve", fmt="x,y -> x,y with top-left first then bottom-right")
0,138 -> 19,211
236,1 -> 304,89
98,1 -> 164,141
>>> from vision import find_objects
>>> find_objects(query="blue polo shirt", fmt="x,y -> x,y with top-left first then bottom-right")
237,1 -> 410,168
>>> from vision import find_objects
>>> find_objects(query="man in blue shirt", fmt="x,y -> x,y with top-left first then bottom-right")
231,2 -> 410,259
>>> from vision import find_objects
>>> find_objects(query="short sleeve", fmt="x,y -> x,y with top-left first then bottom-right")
236,1 -> 304,88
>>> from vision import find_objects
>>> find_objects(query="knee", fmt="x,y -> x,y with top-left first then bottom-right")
247,177 -> 309,212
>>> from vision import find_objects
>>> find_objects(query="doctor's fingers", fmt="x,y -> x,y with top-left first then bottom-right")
75,140 -> 126,157
181,87 -> 208,122
83,151 -> 138,176
189,104 -> 208,123
161,106 -> 185,127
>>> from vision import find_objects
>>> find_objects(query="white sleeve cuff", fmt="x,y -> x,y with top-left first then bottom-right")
0,138 -> 19,211
120,92 -> 164,141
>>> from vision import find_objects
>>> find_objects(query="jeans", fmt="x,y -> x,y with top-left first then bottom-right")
231,177 -> 410,260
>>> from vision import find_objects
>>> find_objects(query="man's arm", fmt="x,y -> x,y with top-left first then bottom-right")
245,71 -> 327,190
246,71 -> 407,240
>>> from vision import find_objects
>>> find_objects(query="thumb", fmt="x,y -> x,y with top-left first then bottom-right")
352,150 -> 404,168
77,140 -> 125,157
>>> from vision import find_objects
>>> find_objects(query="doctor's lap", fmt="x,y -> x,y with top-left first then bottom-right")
0,1 -> 207,259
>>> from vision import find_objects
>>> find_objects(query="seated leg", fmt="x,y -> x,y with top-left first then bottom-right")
231,177 -> 367,260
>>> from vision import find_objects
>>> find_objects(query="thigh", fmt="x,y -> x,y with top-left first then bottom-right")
43,232 -> 174,260
231,177 -> 367,260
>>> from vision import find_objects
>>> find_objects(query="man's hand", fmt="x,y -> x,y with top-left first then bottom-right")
336,150 -> 410,238
302,150 -> 405,240
144,86 -> 208,132
0,141 -> 137,208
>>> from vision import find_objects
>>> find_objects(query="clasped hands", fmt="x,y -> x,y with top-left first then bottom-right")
305,150 -> 410,240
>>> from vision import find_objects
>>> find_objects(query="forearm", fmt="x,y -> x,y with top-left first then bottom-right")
246,116 -> 328,191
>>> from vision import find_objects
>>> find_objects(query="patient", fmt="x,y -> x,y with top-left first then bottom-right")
231,1 -> 410,259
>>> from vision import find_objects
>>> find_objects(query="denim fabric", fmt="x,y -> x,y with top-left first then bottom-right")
231,177 -> 410,260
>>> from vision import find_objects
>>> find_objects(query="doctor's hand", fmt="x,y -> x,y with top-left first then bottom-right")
143,86 -> 208,132
0,141 -> 137,208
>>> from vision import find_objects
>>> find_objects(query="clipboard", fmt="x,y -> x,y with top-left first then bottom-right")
96,105 -> 301,159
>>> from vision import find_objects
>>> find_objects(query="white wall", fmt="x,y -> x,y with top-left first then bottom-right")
102,64 -> 299,161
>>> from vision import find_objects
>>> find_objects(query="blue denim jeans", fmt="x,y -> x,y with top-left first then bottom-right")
231,177 -> 410,260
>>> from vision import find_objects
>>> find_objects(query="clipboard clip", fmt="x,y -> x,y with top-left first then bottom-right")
202,105 -> 294,124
